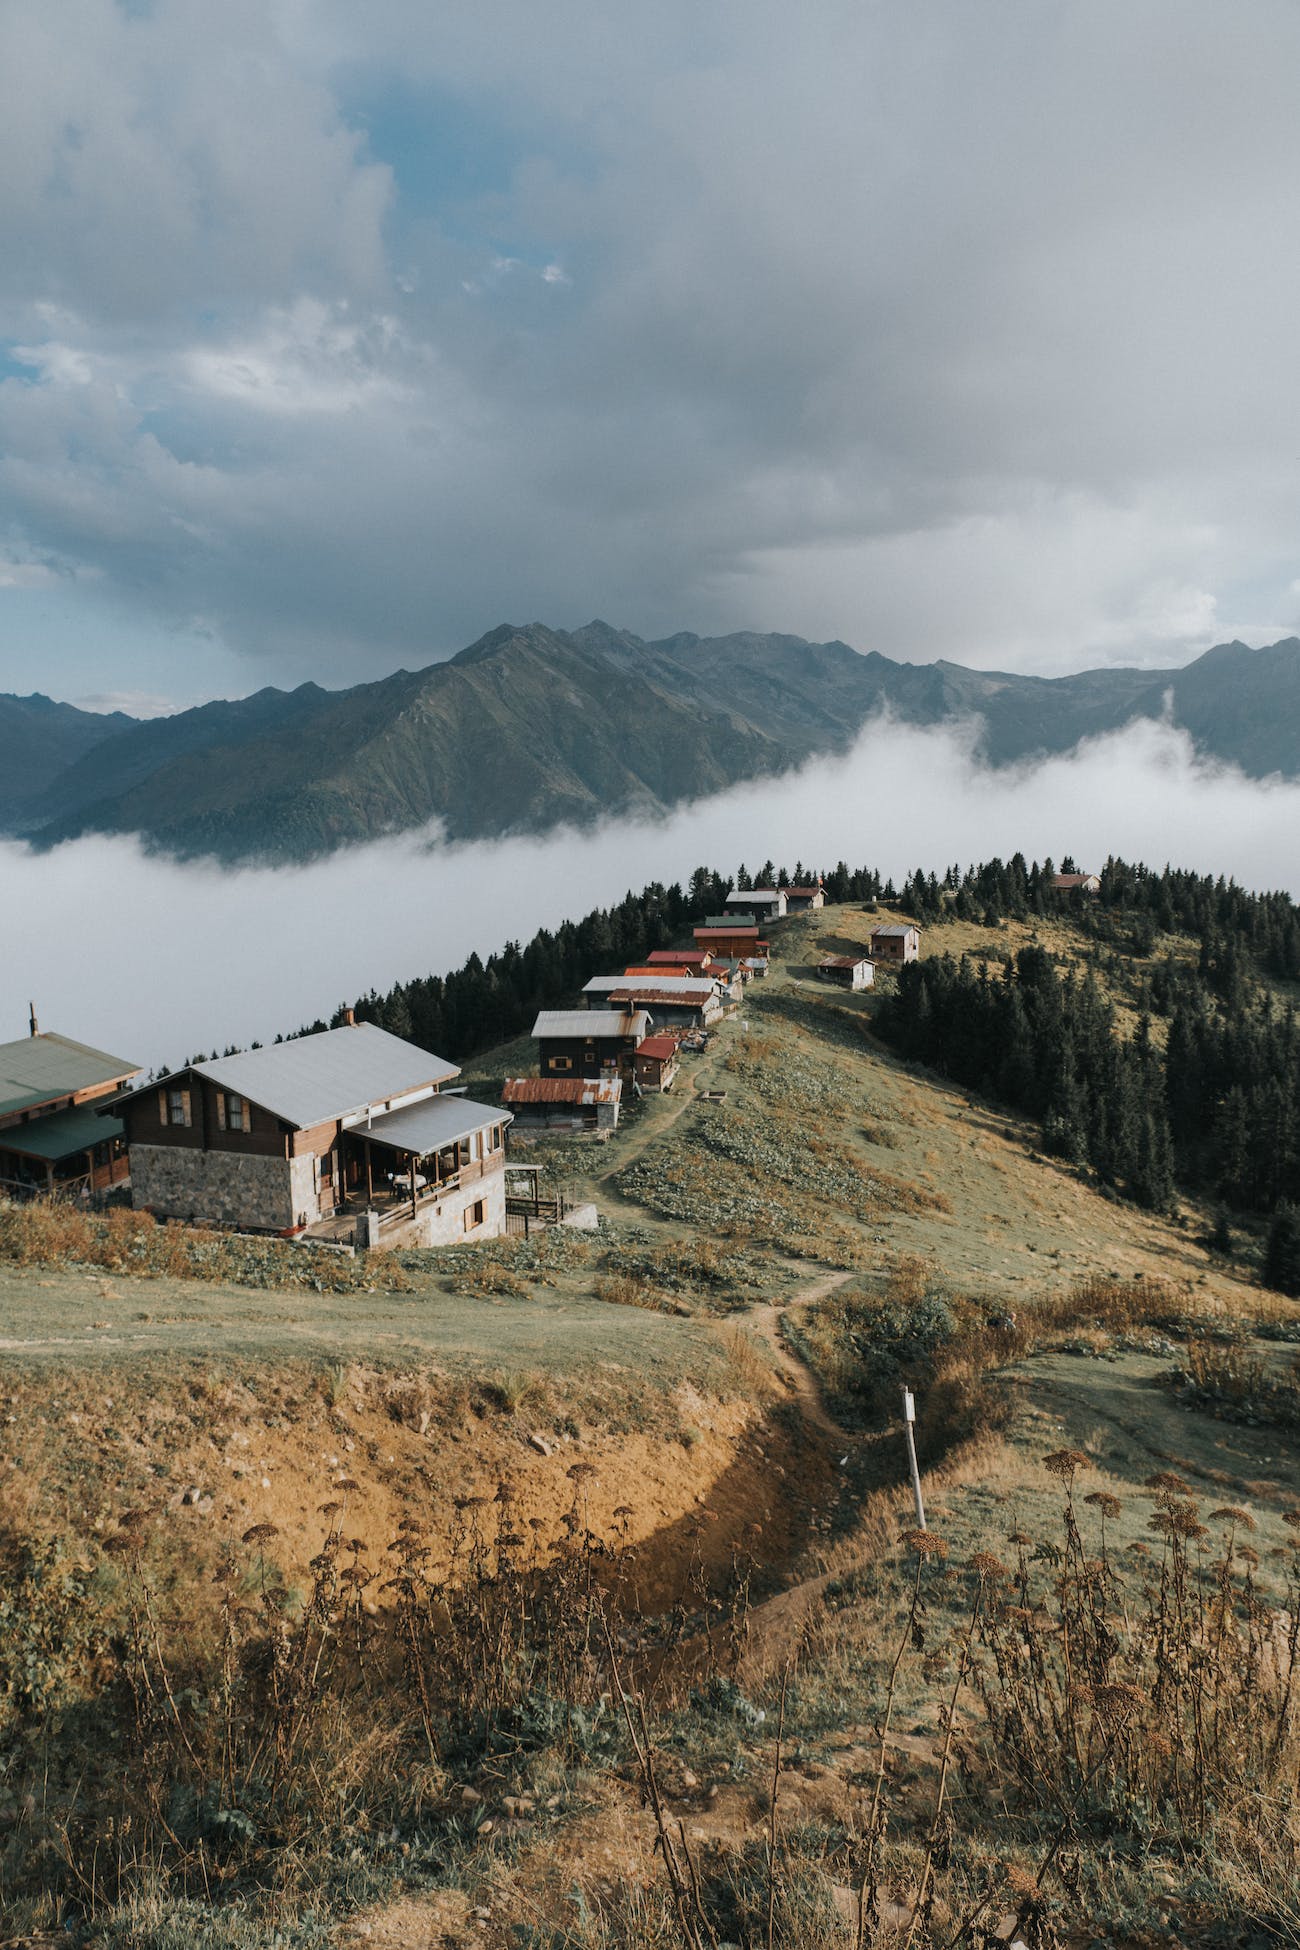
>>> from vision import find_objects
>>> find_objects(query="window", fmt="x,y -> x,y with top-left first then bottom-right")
164,1087 -> 191,1128
490,1124 -> 503,1152
550,1055 -> 573,1073
218,1091 -> 247,1133
464,1199 -> 486,1232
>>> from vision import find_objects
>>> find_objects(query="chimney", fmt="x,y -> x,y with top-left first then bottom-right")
344,1008 -> 356,1027
28,1002 -> 38,1038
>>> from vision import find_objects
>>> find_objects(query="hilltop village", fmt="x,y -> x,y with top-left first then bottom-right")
0,880 -> 931,1253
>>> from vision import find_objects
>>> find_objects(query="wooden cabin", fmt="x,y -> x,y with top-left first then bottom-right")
693,916 -> 768,961
581,974 -> 723,1030
633,1035 -> 681,1092
502,1077 -> 622,1133
723,886 -> 787,922
817,955 -> 874,992
646,948 -> 717,974
112,1022 -> 510,1246
869,923 -> 921,964
0,1022 -> 141,1200
531,1009 -> 649,1081
1051,871 -> 1101,893
786,882 -> 825,913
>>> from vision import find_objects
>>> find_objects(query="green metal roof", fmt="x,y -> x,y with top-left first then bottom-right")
0,1032 -> 141,1120
0,1103 -> 124,1163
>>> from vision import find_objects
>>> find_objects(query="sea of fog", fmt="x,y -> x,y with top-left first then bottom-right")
5,713 -> 1300,1069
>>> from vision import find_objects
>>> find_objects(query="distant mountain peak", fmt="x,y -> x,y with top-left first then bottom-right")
5,625 -> 1300,864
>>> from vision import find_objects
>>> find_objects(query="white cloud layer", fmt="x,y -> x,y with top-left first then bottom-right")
3,3 -> 1300,688
4,715 -> 1298,1068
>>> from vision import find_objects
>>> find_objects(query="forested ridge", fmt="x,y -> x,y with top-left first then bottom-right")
257,852 -> 1300,1286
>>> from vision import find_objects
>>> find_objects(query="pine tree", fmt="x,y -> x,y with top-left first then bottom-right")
1264,1204 -> 1300,1297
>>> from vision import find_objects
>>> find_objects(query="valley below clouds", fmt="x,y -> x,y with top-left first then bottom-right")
6,713 -> 1300,1069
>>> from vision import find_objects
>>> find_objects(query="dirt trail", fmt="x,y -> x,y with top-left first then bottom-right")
745,1269 -> 854,1443
593,1042 -> 724,1185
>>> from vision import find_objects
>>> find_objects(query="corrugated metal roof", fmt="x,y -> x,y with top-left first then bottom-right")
0,1102 -> 125,1162
128,1024 -> 459,1130
647,949 -> 711,965
531,1010 -> 649,1039
362,1094 -> 509,1157
583,975 -> 717,1000
819,955 -> 868,970
700,914 -> 755,929
502,1077 -> 622,1106
635,1036 -> 679,1061
608,988 -> 716,1009
725,888 -> 783,903
871,923 -> 918,937
0,1032 -> 140,1121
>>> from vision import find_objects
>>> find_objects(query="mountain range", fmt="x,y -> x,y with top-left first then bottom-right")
2,623 -> 1299,864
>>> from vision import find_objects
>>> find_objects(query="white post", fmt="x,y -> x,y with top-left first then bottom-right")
902,1387 -> 926,1530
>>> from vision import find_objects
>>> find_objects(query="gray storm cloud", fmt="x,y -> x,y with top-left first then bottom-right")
2,716 -> 1297,1067
2,1 -> 1300,690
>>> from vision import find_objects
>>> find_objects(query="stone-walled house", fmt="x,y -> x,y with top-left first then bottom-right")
112,1021 -> 510,1246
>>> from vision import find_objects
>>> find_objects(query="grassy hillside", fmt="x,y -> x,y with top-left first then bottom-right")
2,901 -> 1300,1944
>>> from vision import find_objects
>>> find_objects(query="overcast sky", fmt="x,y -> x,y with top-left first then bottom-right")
3,1 -> 1300,711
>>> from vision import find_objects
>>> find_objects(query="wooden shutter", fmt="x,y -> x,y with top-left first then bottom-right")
158,1088 -> 166,1126
180,1089 -> 192,1128
216,1091 -> 227,1131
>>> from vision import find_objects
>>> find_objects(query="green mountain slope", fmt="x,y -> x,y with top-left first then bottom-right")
0,693 -> 137,820
3,627 -> 1299,863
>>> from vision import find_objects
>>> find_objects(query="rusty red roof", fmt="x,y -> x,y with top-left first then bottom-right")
502,1077 -> 622,1106
635,1035 -> 679,1061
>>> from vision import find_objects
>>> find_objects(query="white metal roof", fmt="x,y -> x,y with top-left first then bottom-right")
138,1023 -> 460,1130
363,1094 -> 509,1157
871,923 -> 918,937
582,975 -> 718,1000
531,1009 -> 649,1039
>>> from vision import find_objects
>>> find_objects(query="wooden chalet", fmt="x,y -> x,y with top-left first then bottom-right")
632,1035 -> 680,1092
785,882 -> 825,913
817,954 -> 874,992
502,1076 -> 622,1133
1051,871 -> 1101,893
869,922 -> 921,964
723,886 -> 787,921
692,915 -> 769,962
646,948 -> 717,974
581,974 -> 723,1030
111,1022 -> 510,1246
0,1018 -> 141,1200
531,1009 -> 649,1081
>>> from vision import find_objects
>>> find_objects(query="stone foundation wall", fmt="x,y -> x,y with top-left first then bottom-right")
379,1166 -> 507,1250
131,1145 -> 298,1230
